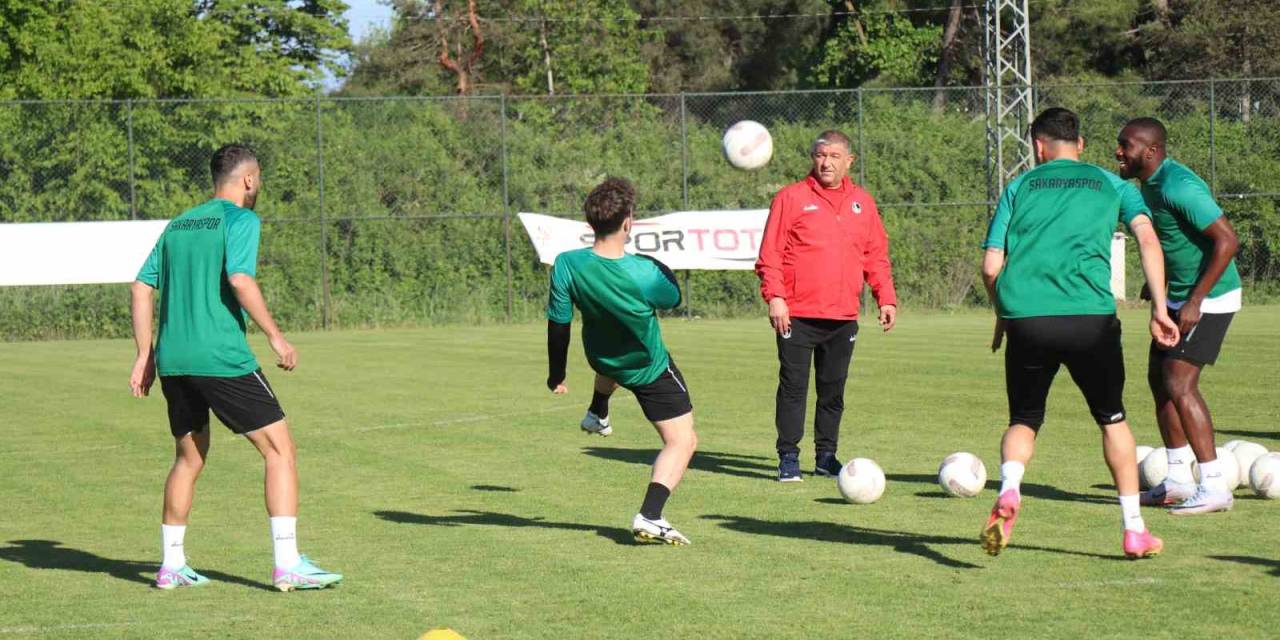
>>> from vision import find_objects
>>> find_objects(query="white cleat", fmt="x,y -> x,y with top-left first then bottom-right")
631,513 -> 691,546
580,411 -> 612,436
1169,485 -> 1234,515
1140,479 -> 1196,506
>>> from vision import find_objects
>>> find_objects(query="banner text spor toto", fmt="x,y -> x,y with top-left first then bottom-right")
517,210 -> 768,270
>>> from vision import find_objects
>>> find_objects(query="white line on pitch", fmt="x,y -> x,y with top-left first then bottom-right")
0,616 -> 255,635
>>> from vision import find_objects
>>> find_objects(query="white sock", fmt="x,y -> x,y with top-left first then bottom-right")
1198,458 -> 1226,492
270,517 -> 301,569
1119,494 -> 1145,532
161,524 -> 187,569
1000,461 -> 1025,495
1166,445 -> 1195,484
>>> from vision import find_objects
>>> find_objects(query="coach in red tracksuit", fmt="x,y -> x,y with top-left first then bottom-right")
755,129 -> 898,482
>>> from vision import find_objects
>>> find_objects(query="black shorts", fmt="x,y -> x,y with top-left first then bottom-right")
624,358 -> 693,423
1151,308 -> 1233,366
159,369 -> 286,437
1005,315 -> 1126,429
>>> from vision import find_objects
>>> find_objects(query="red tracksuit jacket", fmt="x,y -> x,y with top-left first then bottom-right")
755,175 -> 897,320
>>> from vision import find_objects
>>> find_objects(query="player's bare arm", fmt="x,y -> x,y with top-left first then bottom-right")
129,280 -> 157,397
228,273 -> 296,371
1129,215 -> 1180,348
982,248 -> 1006,352
1179,217 -> 1240,335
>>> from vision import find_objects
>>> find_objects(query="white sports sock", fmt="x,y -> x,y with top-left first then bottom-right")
270,517 -> 301,569
1000,461 -> 1025,495
161,524 -> 187,569
1197,458 -> 1226,492
1119,494 -> 1145,532
1166,445 -> 1195,484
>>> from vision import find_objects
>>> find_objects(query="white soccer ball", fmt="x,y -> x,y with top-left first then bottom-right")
1139,447 -> 1168,490
837,458 -> 886,504
937,452 -> 987,497
1191,447 -> 1242,490
1232,442 -> 1269,483
1249,453 -> 1280,499
1221,439 -> 1246,452
1135,445 -> 1155,465
722,120 -> 773,170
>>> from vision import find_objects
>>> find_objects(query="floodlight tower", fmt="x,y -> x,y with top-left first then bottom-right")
984,0 -> 1033,205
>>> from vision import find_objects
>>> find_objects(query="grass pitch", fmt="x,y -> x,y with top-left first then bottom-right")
1,308 -> 1278,639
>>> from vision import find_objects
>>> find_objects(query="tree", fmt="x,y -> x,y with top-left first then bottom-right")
806,2 -> 942,88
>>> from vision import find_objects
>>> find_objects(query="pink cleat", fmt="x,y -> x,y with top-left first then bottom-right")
980,490 -> 1021,556
1123,529 -> 1163,559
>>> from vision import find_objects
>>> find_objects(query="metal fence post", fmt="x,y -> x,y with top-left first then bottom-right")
316,96 -> 330,329
680,93 -> 691,319
1209,79 -> 1217,194
127,100 -> 137,219
501,94 -> 514,322
856,88 -> 866,186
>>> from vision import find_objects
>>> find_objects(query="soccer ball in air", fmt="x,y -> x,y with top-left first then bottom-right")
1249,453 -> 1280,499
937,452 -> 987,497
837,458 -> 886,504
722,120 -> 773,170
1139,447 -> 1168,490
1232,442 -> 1269,482
1135,445 -> 1155,466
1192,447 -> 1241,490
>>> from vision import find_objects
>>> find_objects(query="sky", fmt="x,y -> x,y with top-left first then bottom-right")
320,0 -> 396,91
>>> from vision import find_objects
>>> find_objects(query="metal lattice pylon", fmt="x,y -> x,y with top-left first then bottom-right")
984,0 -> 1033,203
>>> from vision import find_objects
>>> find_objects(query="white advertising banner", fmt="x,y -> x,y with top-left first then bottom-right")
0,220 -> 168,286
517,210 -> 768,270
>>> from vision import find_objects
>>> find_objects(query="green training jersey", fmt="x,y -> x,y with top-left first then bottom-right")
136,198 -> 262,377
547,248 -> 681,387
983,159 -> 1148,319
1140,158 -> 1242,303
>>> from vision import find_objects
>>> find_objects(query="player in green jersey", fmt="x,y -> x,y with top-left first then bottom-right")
980,108 -> 1179,559
545,177 -> 698,545
131,145 -> 341,590
1117,118 -> 1243,514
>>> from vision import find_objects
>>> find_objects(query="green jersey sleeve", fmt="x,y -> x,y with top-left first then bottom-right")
136,237 -> 161,287
1166,175 -> 1223,231
635,254 -> 681,310
983,179 -> 1018,250
547,255 -> 574,324
1102,170 -> 1149,226
224,209 -> 260,277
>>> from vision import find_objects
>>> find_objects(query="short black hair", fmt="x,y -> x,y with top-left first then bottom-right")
210,144 -> 258,186
1029,108 -> 1080,143
1123,117 -> 1168,146
583,177 -> 636,236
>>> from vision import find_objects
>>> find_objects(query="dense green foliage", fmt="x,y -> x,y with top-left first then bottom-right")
3,312 -> 1280,637
3,83 -> 1279,339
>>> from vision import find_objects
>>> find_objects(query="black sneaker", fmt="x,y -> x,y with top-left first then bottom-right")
778,452 -> 802,482
814,452 -> 843,477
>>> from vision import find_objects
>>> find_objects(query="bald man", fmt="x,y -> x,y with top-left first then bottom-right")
1117,118 -> 1242,515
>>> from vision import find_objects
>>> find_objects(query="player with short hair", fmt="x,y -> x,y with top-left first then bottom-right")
545,177 -> 698,545
979,108 -> 1180,559
1117,118 -> 1243,514
130,144 -> 341,590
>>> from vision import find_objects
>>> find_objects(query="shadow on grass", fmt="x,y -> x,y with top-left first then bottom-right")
471,485 -> 519,492
0,539 -> 271,590
1216,428 -> 1280,442
887,474 -> 1114,505
703,515 -> 1125,563
702,514 -> 981,569
374,510 -> 634,545
1210,555 -> 1280,577
582,447 -> 776,480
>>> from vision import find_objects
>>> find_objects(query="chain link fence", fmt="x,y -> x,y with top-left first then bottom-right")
2,79 -> 1278,338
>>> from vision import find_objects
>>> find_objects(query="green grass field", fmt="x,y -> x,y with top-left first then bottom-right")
2,308 -> 1278,639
